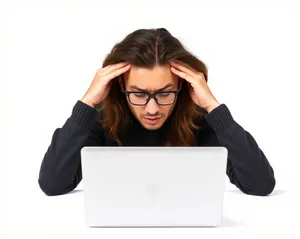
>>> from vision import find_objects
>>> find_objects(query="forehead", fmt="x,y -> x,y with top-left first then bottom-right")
124,65 -> 178,90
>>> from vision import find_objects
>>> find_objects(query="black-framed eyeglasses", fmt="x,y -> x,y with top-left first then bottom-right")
122,75 -> 181,106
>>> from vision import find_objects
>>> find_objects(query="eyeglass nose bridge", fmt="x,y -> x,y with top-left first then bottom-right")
144,93 -> 160,105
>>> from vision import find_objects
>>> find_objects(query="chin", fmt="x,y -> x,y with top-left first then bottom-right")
143,124 -> 162,130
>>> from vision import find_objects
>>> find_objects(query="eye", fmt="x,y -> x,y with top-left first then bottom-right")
133,92 -> 147,97
159,92 -> 170,97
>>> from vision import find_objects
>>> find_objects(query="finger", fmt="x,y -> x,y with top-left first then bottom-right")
173,59 -> 196,71
102,62 -> 130,74
104,64 -> 131,83
170,66 -> 196,85
170,60 -> 198,77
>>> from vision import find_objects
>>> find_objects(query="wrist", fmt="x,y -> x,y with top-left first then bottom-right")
80,97 -> 96,108
205,101 -> 221,113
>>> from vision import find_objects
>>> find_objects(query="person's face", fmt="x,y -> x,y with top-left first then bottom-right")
120,65 -> 180,130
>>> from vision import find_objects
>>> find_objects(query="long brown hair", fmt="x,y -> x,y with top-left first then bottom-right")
97,28 -> 208,146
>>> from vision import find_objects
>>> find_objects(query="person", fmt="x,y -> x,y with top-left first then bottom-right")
38,28 -> 275,197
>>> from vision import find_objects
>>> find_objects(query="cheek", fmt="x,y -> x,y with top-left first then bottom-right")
161,105 -> 174,116
129,104 -> 142,117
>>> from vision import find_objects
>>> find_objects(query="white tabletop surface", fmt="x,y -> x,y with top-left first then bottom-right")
4,181 -> 299,239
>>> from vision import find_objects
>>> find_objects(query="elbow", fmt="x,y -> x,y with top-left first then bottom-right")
38,177 -> 74,196
239,177 -> 276,196
38,177 -> 59,196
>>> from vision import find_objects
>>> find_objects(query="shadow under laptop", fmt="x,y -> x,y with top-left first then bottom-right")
67,189 -> 287,197
89,217 -> 242,228
220,216 -> 243,227
66,190 -> 242,228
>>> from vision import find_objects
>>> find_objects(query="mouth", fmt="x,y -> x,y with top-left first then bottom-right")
144,117 -> 161,125
145,117 -> 160,120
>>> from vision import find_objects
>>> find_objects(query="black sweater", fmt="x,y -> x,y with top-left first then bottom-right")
38,100 -> 276,196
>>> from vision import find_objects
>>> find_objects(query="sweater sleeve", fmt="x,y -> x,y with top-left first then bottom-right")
203,104 -> 276,196
38,100 -> 105,196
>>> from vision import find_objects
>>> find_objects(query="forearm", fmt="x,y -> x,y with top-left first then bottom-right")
38,100 -> 104,196
205,104 -> 276,196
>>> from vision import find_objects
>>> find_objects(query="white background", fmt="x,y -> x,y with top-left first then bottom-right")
3,0 -> 300,238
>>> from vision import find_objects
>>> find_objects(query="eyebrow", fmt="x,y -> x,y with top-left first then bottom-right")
129,83 -> 174,92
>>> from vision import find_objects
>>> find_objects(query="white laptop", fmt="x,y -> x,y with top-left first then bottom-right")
80,146 -> 228,227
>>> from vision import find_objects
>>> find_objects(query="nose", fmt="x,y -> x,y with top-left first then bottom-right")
145,98 -> 159,115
